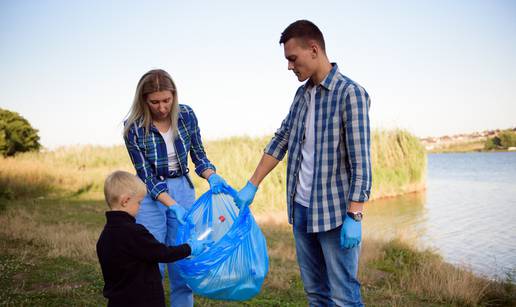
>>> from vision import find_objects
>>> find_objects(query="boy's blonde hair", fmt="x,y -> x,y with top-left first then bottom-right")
104,171 -> 147,209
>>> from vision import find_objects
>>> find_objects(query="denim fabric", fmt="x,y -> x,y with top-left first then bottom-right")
293,202 -> 363,307
136,176 -> 196,307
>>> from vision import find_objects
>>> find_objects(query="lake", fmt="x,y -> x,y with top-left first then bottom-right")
364,152 -> 516,280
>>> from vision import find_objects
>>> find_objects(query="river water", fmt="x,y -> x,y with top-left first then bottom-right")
364,152 -> 516,280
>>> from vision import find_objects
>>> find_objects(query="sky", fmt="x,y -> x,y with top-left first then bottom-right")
1,0 -> 515,148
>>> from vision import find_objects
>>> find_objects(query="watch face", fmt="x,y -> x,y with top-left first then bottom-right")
347,212 -> 363,221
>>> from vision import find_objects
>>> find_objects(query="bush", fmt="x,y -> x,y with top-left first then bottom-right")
0,108 -> 41,156
485,136 -> 501,150
484,130 -> 516,150
498,130 -> 516,148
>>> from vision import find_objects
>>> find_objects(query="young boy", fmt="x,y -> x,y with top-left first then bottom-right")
96,170 -> 210,307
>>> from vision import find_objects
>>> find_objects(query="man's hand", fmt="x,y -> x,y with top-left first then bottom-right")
235,181 -> 258,209
208,173 -> 229,194
340,213 -> 362,249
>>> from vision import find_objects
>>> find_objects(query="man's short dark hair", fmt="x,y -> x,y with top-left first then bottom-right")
279,20 -> 326,52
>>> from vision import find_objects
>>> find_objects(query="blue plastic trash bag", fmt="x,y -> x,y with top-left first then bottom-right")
175,186 -> 269,301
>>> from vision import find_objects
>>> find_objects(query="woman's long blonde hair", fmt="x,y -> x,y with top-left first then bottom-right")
124,69 -> 179,138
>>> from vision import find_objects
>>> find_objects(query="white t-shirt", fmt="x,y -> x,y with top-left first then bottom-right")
159,127 -> 180,172
295,85 -> 317,207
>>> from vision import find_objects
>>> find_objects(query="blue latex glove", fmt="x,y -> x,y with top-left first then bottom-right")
340,214 -> 362,249
187,239 -> 214,257
168,204 -> 186,225
235,181 -> 258,209
208,173 -> 229,194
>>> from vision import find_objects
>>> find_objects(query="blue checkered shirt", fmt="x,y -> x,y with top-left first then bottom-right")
265,63 -> 372,233
124,104 -> 215,200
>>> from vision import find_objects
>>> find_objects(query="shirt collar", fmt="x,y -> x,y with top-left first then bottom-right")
105,210 -> 136,224
302,63 -> 339,92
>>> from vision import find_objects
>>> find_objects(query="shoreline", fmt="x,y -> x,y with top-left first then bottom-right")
1,196 -> 513,306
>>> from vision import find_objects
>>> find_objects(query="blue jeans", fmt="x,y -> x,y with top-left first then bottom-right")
293,202 -> 363,307
136,176 -> 195,307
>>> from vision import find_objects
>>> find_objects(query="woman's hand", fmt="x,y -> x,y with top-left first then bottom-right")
167,204 -> 187,225
207,173 -> 229,194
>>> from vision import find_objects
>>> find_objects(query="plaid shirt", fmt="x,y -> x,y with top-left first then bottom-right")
265,64 -> 372,233
124,104 -> 215,200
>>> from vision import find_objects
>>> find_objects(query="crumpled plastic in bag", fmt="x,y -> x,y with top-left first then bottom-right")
175,186 -> 269,301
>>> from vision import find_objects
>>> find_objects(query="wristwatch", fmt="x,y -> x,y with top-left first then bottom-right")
347,211 -> 363,222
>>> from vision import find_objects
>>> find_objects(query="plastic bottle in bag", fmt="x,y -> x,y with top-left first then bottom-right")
196,215 -> 226,240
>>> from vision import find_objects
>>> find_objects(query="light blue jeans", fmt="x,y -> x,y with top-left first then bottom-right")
136,176 -> 195,307
293,202 -> 363,307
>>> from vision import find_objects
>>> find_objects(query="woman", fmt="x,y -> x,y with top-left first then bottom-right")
124,69 -> 228,307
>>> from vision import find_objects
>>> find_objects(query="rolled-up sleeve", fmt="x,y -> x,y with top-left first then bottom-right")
344,84 -> 372,202
184,105 -> 216,177
265,91 -> 301,160
264,115 -> 291,161
124,125 -> 168,200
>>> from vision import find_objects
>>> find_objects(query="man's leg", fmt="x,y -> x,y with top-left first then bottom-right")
293,202 -> 334,307
319,225 -> 363,307
166,177 -> 195,307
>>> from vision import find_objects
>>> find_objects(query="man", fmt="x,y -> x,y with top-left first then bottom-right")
236,20 -> 371,306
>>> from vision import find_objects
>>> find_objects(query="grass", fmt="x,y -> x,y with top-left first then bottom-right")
0,129 -> 426,210
0,197 -> 514,306
2,131 -> 514,305
371,129 -> 427,198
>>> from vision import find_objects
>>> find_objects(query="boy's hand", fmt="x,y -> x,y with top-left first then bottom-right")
208,173 -> 229,194
187,239 -> 213,257
168,205 -> 186,225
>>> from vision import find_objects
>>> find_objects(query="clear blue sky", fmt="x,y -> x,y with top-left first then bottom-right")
1,0 -> 515,148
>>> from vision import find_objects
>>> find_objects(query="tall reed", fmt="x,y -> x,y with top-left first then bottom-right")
0,130 -> 426,214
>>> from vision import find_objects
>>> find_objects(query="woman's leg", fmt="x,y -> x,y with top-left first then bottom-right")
165,176 -> 196,307
135,193 -> 168,277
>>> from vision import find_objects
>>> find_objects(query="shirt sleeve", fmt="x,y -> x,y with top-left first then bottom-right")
124,124 -> 168,200
264,89 -> 302,160
183,105 -> 216,177
344,84 -> 372,202
128,224 -> 191,263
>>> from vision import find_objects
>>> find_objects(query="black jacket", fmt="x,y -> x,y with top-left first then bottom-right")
96,211 -> 191,307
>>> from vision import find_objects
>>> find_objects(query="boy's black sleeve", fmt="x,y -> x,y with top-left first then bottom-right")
127,224 -> 191,263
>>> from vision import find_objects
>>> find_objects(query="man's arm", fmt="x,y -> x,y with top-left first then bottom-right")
344,84 -> 372,212
348,201 -> 364,213
235,153 -> 280,208
237,89 -> 301,207
249,153 -> 280,187
340,83 -> 371,249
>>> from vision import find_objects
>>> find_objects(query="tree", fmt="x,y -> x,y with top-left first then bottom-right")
498,131 -> 516,148
484,130 -> 516,150
0,108 -> 41,156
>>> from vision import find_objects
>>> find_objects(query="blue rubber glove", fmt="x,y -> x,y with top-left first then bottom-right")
208,173 -> 229,194
168,204 -> 186,225
235,181 -> 258,209
187,239 -> 213,257
340,214 -> 362,249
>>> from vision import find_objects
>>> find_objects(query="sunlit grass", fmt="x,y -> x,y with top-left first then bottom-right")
0,130 -> 427,214
1,198 -> 513,306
